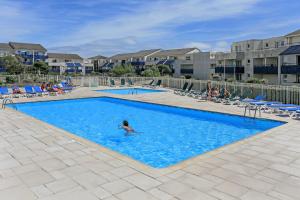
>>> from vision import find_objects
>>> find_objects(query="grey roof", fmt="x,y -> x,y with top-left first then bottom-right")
280,45 -> 300,55
9,42 -> 47,51
286,29 -> 300,37
47,53 -> 83,60
150,48 -> 200,57
89,55 -> 107,60
109,49 -> 161,60
0,43 -> 13,51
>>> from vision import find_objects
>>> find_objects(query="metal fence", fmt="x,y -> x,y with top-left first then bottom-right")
1,74 -> 300,105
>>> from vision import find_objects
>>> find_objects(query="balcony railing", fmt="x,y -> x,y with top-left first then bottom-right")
180,69 -> 193,74
254,66 -> 278,74
281,65 -> 300,74
215,66 -> 244,74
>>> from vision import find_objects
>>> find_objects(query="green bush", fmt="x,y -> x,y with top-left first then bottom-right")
5,76 -> 17,84
111,64 -> 135,76
141,66 -> 160,77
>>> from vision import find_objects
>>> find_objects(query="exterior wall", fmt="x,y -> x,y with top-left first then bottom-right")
0,50 -> 12,57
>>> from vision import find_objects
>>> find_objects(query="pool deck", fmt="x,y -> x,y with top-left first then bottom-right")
1,86 -> 300,200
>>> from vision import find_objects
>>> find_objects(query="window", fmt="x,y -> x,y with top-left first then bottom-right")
265,43 -> 269,48
275,42 -> 279,48
247,44 -> 250,48
186,56 -> 191,61
247,74 -> 250,78
247,59 -> 251,64
281,41 -> 285,46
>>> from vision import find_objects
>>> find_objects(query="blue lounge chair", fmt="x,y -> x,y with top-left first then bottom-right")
0,86 -> 11,96
34,86 -> 47,96
24,85 -> 36,97
60,82 -> 73,91
242,95 -> 266,103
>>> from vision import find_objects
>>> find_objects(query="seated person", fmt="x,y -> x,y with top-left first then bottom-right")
12,85 -> 22,94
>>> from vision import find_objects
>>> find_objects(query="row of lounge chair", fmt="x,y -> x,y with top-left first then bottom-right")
0,82 -> 74,98
109,79 -> 162,88
173,82 -> 300,119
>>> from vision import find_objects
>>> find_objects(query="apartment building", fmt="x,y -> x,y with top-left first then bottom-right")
88,55 -> 107,72
109,49 -> 161,67
46,53 -> 84,75
214,29 -> 300,84
280,30 -> 300,84
9,42 -> 47,65
147,48 -> 212,79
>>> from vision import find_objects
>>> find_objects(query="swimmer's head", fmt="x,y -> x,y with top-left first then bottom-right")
123,120 -> 129,126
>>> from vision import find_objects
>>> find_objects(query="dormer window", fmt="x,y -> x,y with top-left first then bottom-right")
265,43 -> 269,48
186,56 -> 191,61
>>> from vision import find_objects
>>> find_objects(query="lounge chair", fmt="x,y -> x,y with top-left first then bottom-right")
120,78 -> 126,87
278,106 -> 300,118
60,82 -> 73,91
128,79 -> 134,87
109,79 -> 116,87
0,86 -> 12,98
174,82 -> 188,94
180,83 -> 193,96
34,86 -> 48,96
151,80 -> 161,88
24,85 -> 36,97
143,80 -> 154,87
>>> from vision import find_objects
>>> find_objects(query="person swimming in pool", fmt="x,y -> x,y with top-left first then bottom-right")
119,120 -> 136,136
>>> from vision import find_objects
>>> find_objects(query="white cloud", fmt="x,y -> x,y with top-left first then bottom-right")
53,0 -> 260,48
185,41 -> 230,52
184,42 -> 212,51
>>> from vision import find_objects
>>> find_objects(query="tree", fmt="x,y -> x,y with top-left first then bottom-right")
157,64 -> 172,76
33,61 -> 49,75
111,64 -> 135,76
0,56 -> 23,75
141,66 -> 160,77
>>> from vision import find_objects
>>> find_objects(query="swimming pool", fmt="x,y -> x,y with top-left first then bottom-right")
11,97 -> 284,168
95,88 -> 164,95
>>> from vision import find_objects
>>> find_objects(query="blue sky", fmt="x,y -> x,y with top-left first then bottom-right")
1,0 -> 300,57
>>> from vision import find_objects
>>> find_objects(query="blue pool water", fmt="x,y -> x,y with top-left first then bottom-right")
95,88 -> 164,95
11,97 -> 284,168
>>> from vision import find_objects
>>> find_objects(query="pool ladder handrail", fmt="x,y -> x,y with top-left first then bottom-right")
243,104 -> 261,119
1,98 -> 17,110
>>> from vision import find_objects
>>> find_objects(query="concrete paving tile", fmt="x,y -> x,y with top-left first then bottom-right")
0,186 -> 37,200
117,188 -> 157,200
37,158 -> 67,172
148,188 -> 173,200
31,185 -> 53,198
176,189 -> 218,200
159,180 -> 193,196
0,158 -> 20,170
39,189 -> 99,200
110,166 -> 137,178
229,174 -> 273,193
208,190 -> 239,200
214,181 -> 248,197
0,176 -> 23,190
177,173 -> 216,192
73,171 -> 107,189
19,170 -> 55,187
46,178 -> 78,193
124,173 -> 161,190
91,186 -> 112,199
102,179 -> 134,194
240,191 -> 275,200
